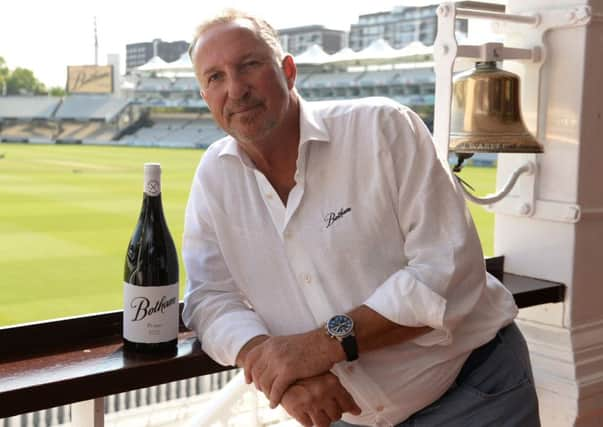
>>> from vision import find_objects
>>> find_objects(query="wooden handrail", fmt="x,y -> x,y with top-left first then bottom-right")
0,304 -> 231,417
0,256 -> 564,418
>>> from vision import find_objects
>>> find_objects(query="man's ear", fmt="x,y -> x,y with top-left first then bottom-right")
199,89 -> 206,99
281,55 -> 297,90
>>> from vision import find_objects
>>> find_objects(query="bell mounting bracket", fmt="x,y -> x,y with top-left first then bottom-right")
433,2 -> 591,223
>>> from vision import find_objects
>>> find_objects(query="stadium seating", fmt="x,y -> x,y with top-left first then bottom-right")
136,78 -> 173,92
0,95 -> 137,144
1,121 -> 56,143
172,78 -> 200,92
1,57 -> 438,148
54,95 -> 130,121
117,113 -> 225,149
0,97 -> 62,143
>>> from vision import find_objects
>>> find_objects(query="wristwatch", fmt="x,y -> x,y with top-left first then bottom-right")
326,314 -> 358,362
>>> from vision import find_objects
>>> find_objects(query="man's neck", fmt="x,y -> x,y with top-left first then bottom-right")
239,96 -> 301,204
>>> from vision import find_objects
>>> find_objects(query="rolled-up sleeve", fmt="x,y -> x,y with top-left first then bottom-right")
182,159 -> 269,366
363,106 -> 486,346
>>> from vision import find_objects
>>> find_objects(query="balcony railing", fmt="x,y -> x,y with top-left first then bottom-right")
0,256 -> 564,425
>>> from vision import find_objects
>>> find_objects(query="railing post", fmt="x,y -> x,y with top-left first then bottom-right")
139,387 -> 148,407
127,390 -> 137,408
169,381 -> 178,400
162,383 -> 170,402
118,392 -> 126,411
179,379 -> 187,398
71,398 -> 105,427
50,407 -> 59,425
149,385 -> 158,404
106,395 -> 115,414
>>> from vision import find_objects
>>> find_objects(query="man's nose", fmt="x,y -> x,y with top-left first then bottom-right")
226,75 -> 250,101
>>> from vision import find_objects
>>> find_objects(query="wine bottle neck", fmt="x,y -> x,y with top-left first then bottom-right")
144,164 -> 161,196
143,179 -> 161,196
142,192 -> 163,207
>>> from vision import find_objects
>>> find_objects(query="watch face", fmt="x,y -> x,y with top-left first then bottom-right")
327,314 -> 354,338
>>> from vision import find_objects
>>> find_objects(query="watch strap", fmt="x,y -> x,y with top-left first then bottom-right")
341,334 -> 358,361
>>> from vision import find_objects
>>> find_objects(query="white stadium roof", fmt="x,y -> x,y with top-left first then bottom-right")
297,39 -> 433,66
294,44 -> 332,65
0,97 -> 61,119
162,52 -> 193,72
133,39 -> 434,75
327,47 -> 357,64
135,56 -> 170,72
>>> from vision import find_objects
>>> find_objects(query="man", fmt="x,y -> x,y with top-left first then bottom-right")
182,9 -> 540,427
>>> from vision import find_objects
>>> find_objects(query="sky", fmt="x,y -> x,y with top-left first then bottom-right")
0,0 -> 439,88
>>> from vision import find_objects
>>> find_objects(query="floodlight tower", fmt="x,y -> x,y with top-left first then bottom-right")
94,16 -> 99,66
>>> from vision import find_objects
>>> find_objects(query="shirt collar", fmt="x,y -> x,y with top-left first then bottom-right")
217,97 -> 330,164
217,135 -> 253,167
298,98 -> 330,145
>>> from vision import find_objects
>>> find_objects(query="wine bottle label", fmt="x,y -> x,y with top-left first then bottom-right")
123,282 -> 179,343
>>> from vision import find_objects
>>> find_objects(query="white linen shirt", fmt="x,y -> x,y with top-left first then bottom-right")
182,97 -> 518,426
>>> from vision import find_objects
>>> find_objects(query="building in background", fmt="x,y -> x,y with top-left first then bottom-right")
107,54 -> 121,96
126,39 -> 189,71
278,25 -> 346,55
348,4 -> 467,51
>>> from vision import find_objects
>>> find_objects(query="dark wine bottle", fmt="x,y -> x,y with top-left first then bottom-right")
123,163 -> 179,354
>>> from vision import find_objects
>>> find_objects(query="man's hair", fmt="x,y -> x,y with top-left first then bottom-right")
188,9 -> 285,63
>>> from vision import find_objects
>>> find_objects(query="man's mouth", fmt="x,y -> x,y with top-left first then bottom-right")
228,103 -> 262,117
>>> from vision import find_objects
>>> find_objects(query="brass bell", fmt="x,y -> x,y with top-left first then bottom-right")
449,61 -> 543,156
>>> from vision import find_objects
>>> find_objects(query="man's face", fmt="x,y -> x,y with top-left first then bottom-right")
192,20 -> 294,144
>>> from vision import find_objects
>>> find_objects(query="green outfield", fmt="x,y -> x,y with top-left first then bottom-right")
0,143 -> 495,326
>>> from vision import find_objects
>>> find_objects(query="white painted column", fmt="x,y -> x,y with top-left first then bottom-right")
71,398 -> 104,427
492,1 -> 603,425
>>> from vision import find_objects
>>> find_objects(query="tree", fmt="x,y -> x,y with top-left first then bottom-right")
6,67 -> 46,95
0,57 -> 9,95
48,86 -> 66,97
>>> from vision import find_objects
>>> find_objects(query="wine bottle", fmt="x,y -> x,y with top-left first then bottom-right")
123,163 -> 179,354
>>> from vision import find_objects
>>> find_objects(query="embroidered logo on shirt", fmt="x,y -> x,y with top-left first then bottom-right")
324,207 -> 351,228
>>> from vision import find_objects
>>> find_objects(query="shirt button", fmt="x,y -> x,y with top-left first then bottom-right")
376,405 -> 384,412
346,365 -> 355,373
265,193 -> 273,200
283,231 -> 292,239
301,273 -> 312,284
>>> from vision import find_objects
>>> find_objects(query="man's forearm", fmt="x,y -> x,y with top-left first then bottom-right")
346,304 -> 432,358
235,304 -> 431,408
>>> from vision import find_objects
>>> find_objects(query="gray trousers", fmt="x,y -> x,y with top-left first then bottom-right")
332,322 -> 540,427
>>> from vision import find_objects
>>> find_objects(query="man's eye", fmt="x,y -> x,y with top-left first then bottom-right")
207,74 -> 220,84
243,61 -> 260,69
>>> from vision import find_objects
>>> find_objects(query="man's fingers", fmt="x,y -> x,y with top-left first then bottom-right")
249,356 -> 268,388
258,368 -> 276,400
334,386 -> 362,415
269,376 -> 290,409
243,347 -> 260,384
243,338 -> 270,385
294,412 -> 313,427
322,399 -> 343,422
244,368 -> 252,384
310,409 -> 333,427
